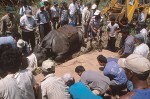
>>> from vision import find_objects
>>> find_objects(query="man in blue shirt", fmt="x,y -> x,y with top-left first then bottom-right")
63,73 -> 103,99
97,55 -> 127,96
118,54 -> 150,99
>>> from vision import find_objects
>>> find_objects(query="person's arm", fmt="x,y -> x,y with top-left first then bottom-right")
20,16 -> 26,30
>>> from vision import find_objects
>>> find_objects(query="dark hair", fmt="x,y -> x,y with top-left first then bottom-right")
75,65 -> 85,73
110,16 -> 116,21
66,78 -> 75,86
121,28 -> 130,35
1,48 -> 22,73
97,55 -> 107,63
139,7 -> 144,11
136,71 -> 150,81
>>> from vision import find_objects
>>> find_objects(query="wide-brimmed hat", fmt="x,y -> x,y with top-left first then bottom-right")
17,39 -> 26,48
118,54 -> 150,74
41,59 -> 56,72
94,10 -> 101,15
25,10 -> 32,17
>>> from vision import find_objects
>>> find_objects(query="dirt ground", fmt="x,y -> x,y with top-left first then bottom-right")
35,50 -> 118,84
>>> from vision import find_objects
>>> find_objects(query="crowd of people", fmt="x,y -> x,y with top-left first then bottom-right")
0,0 -> 150,99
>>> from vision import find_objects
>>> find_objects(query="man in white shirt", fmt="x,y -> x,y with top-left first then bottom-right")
14,56 -> 37,99
138,7 -> 145,23
20,10 -> 36,51
107,16 -> 119,52
138,23 -> 148,43
78,0 -> 85,25
69,0 -> 79,25
133,34 -> 149,58
51,1 -> 60,29
82,2 -> 91,41
39,60 -> 71,99
0,48 -> 24,99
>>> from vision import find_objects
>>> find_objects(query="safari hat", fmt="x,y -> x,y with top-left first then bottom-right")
25,10 -> 32,17
63,73 -> 74,83
94,10 -> 101,15
17,39 -> 26,48
118,54 -> 150,74
41,59 -> 56,72
39,1 -> 45,7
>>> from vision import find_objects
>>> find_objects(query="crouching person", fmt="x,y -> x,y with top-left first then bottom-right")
75,65 -> 110,96
39,60 -> 71,99
97,55 -> 128,96
63,73 -> 103,99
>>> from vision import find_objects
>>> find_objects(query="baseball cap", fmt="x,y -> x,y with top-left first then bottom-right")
39,1 -> 45,7
41,59 -> 56,72
118,54 -> 150,74
91,4 -> 97,10
54,1 -> 58,6
17,39 -> 26,48
25,10 -> 32,17
94,10 -> 101,15
63,73 -> 74,83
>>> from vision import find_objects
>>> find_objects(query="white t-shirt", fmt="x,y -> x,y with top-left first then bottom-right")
51,6 -> 60,18
140,28 -> 148,43
27,53 -> 38,71
107,23 -> 119,37
14,69 -> 36,99
20,15 -> 36,32
69,3 -> 79,15
0,74 -> 24,99
138,12 -> 145,22
133,43 -> 149,58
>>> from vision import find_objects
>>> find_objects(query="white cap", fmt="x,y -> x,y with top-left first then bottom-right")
63,73 -> 74,83
91,4 -> 97,10
94,10 -> 101,15
118,54 -> 150,74
17,39 -> 26,48
41,59 -> 56,72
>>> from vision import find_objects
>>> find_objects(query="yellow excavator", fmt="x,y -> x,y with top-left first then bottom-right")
101,0 -> 150,23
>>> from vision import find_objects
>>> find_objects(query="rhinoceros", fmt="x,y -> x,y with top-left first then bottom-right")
34,25 -> 85,65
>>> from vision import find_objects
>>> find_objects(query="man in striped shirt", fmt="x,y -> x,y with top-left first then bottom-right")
39,60 -> 71,99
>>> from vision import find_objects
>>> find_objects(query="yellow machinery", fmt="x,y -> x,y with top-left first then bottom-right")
101,0 -> 150,23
